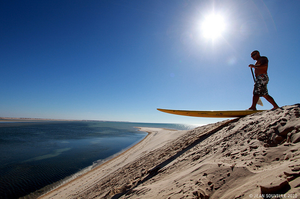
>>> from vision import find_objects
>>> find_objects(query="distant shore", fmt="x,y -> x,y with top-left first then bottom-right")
0,117 -> 87,122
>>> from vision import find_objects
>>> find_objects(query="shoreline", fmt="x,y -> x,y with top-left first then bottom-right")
38,127 -> 186,199
27,128 -> 149,199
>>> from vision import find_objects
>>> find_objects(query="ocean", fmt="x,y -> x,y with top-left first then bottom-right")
0,121 -> 195,199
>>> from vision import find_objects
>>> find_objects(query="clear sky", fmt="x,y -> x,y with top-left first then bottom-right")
1,0 -> 299,125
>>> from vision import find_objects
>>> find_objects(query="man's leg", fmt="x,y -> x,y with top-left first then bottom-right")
249,94 -> 260,110
263,95 -> 279,110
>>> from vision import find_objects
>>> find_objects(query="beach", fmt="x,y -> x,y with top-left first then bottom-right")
39,127 -> 188,199
39,104 -> 300,199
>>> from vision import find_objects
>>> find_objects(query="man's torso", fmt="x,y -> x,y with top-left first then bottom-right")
255,56 -> 268,77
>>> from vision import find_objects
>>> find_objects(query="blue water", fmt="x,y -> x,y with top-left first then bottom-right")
0,121 -> 195,199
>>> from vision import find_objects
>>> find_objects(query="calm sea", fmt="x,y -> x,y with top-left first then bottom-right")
0,121 -> 195,199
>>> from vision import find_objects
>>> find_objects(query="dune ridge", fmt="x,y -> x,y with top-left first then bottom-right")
40,104 -> 300,199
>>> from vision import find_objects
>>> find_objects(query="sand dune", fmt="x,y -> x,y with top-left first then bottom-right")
40,104 -> 300,199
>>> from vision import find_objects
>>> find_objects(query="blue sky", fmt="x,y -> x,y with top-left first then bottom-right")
1,0 -> 299,125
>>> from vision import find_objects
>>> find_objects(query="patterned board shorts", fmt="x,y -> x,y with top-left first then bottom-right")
253,74 -> 269,96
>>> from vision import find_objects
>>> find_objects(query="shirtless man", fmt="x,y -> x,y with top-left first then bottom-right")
248,50 -> 279,110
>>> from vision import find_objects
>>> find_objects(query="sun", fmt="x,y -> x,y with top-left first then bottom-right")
201,14 -> 226,40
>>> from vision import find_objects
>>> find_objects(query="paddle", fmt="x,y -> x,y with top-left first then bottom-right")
251,67 -> 263,106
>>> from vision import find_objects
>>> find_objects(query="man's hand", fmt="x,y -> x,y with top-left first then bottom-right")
249,64 -> 255,68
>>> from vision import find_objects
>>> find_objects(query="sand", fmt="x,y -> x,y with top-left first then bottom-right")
39,104 -> 300,199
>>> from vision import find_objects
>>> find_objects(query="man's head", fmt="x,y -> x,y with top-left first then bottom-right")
251,50 -> 260,60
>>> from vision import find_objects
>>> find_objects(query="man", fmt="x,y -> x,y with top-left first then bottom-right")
248,50 -> 279,110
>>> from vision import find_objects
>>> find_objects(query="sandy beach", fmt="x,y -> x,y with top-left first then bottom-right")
39,104 -> 300,199
38,127 -> 188,199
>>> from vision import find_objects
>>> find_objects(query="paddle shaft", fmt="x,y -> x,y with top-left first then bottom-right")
251,67 -> 256,82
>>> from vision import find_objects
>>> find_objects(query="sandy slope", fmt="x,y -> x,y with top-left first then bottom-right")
40,104 -> 300,199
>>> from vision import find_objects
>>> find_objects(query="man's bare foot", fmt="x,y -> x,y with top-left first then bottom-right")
247,108 -> 257,111
271,106 -> 279,110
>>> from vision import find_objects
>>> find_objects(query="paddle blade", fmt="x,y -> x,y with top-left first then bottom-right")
257,97 -> 263,106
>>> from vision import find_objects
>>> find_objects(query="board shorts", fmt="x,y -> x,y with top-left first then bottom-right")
253,74 -> 269,96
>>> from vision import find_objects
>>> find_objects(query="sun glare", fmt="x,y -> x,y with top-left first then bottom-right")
201,14 -> 226,40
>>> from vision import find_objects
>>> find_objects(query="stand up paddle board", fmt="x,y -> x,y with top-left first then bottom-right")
157,108 -> 265,118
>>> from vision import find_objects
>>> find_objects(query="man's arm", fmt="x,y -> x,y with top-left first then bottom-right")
248,63 -> 266,68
